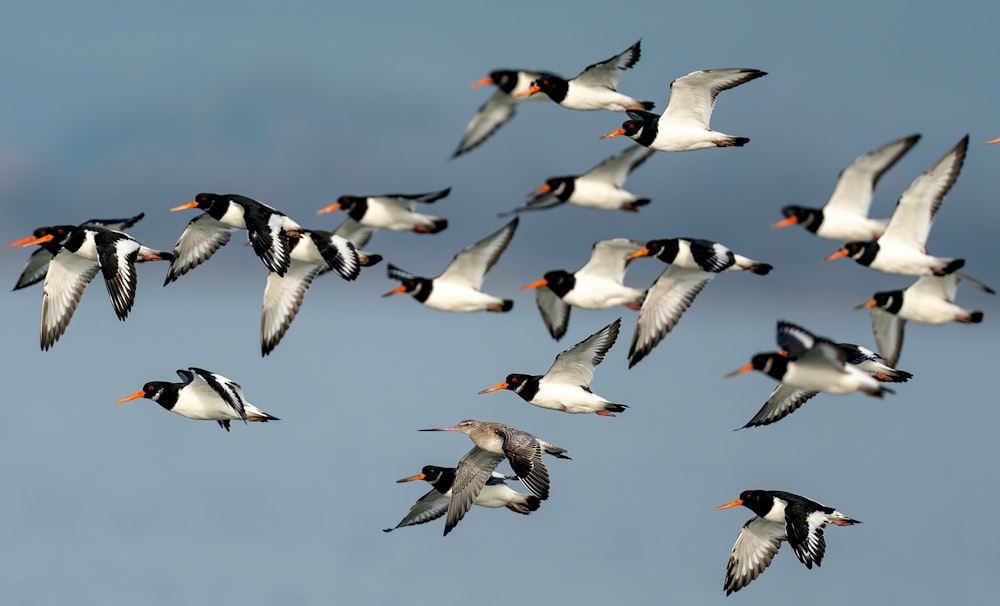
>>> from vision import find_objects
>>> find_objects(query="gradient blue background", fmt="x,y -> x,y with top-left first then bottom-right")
2,2 -> 998,604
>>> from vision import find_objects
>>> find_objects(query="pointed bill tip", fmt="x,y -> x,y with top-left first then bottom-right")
9,234 -> 48,247
824,248 -> 850,262
600,128 -> 626,140
316,202 -> 341,215
381,285 -> 407,298
477,383 -> 508,395
115,391 -> 145,404
724,363 -> 754,378
396,473 -> 426,483
520,279 -> 548,290
854,298 -> 878,310
773,216 -> 798,229
625,248 -> 651,260
170,201 -> 199,212
418,426 -> 458,432
514,85 -> 540,98
987,136 -> 1000,145
470,76 -> 494,89
714,498 -> 744,511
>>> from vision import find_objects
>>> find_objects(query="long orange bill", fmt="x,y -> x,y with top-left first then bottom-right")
316,202 -> 341,215
513,85 -> 541,98
471,76 -> 494,88
396,473 -> 426,483
824,248 -> 850,261
533,183 -> 552,195
714,498 -> 744,511
477,382 -> 508,394
987,137 -> 1000,144
773,216 -> 799,228
521,279 -> 548,290
855,299 -> 878,310
116,391 -> 146,403
724,363 -> 755,378
600,128 -> 626,140
170,201 -> 200,212
9,234 -> 53,247
381,285 -> 408,297
626,248 -> 651,260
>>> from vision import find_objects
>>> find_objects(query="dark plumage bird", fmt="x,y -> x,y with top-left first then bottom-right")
453,70 -> 550,157
419,420 -> 570,536
715,489 -> 860,595
383,465 -> 540,533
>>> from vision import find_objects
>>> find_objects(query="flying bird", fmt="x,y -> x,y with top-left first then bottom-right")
165,193 -> 303,283
775,134 -> 921,241
453,70 -> 550,158
715,489 -> 860,595
10,225 -> 172,350
600,68 -> 766,151
479,318 -> 627,416
419,419 -> 570,536
824,135 -> 969,276
382,218 -> 518,312
857,272 -> 993,366
316,187 -> 450,234
727,321 -> 892,401
384,465 -> 539,533
521,238 -> 646,340
12,213 -> 145,291
116,367 -> 279,431
514,40 -> 653,111
626,237 -> 772,367
332,217 -> 382,267
500,145 -> 654,216
739,342 -> 912,428
260,230 -> 360,356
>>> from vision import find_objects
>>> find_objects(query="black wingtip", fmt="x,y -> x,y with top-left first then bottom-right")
732,137 -> 750,147
426,219 -> 448,234
943,258 -> 965,274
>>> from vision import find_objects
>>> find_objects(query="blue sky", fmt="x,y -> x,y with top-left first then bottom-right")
2,2 -> 998,604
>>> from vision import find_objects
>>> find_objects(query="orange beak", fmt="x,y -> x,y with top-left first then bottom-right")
477,382 -> 508,395
824,248 -> 850,261
116,391 -> 146,403
987,137 -> 1000,144
471,76 -> 494,89
533,183 -> 552,196
9,234 -> 53,247
773,216 -> 799,229
724,363 -> 755,378
514,85 -> 541,98
316,202 -> 341,215
396,472 -> 427,483
521,278 -> 548,290
626,247 -> 651,260
381,285 -> 408,297
714,498 -> 744,511
170,201 -> 200,212
855,298 -> 878,310
600,128 -> 626,140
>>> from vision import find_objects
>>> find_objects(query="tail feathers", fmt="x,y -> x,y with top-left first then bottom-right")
829,512 -> 861,526
507,495 -> 542,514
139,249 -> 173,262
606,403 -> 628,413
247,411 -> 280,422
968,311 -> 984,323
750,263 -> 773,275
415,218 -> 448,234
718,136 -> 750,147
940,258 -> 965,275
542,443 -> 572,460
640,101 -> 655,110
358,252 -> 383,267
490,300 -> 514,312
875,369 -> 913,383
623,199 -> 651,212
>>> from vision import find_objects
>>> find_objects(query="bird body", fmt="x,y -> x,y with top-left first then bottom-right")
716,489 -> 860,594
453,70 -> 550,157
419,420 -> 569,536
117,367 -> 279,431
479,318 -> 626,416
317,188 -> 450,234
601,68 -> 766,151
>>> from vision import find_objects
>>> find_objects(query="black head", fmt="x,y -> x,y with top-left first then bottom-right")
192,193 -> 224,211
734,490 -> 775,518
750,353 -> 789,381
542,177 -> 573,201
418,465 -> 456,491
335,196 -> 368,221
531,76 -> 568,101
778,206 -> 822,233
542,270 -> 574,297
642,239 -> 680,263
117,381 -> 177,411
869,290 -> 904,314
489,70 -> 518,93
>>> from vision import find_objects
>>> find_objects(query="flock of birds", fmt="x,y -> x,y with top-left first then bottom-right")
9,39 -> 996,595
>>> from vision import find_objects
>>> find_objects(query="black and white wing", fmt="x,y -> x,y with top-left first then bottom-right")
741,383 -> 819,429
546,318 -> 620,386
444,446 -> 504,536
661,68 -> 767,130
823,134 -> 920,217
186,367 -> 248,421
534,285 -> 572,340
14,247 -> 54,291
628,266 -> 713,367
95,231 -> 140,320
454,90 -> 520,158
40,249 -> 101,350
261,261 -> 323,356
438,218 -> 518,288
572,40 -> 642,89
384,488 -> 450,532
724,517 -> 786,595
869,308 -> 906,368
164,213 -> 233,284
584,145 -> 654,188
